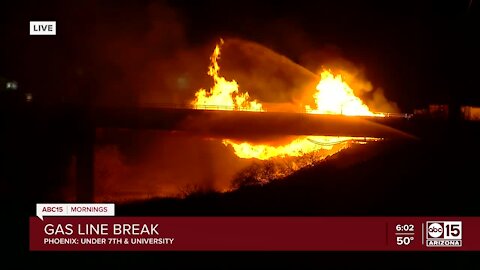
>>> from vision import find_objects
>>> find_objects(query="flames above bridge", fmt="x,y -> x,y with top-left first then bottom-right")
190,40 -> 382,161
92,40 -> 396,201
191,40 -> 383,160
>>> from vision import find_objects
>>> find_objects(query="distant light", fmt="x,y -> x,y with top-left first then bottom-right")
25,93 -> 33,102
6,81 -> 18,90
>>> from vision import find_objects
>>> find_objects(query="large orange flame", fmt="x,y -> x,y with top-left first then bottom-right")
192,41 -> 381,162
306,70 -> 384,116
222,136 -> 354,160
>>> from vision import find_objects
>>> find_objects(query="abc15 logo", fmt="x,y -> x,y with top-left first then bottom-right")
426,221 -> 462,240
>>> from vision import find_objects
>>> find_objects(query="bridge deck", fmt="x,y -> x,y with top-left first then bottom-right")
94,107 -> 415,139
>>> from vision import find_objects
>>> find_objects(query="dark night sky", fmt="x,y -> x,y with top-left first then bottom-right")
0,0 -> 478,112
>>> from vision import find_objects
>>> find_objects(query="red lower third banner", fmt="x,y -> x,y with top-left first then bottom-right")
30,217 -> 480,251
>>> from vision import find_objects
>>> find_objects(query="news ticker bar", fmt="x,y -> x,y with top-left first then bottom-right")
30,217 -> 480,251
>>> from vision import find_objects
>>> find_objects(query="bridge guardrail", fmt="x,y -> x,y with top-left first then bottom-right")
138,103 -> 411,118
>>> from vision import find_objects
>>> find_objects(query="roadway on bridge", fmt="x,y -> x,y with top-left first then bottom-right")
94,107 -> 415,139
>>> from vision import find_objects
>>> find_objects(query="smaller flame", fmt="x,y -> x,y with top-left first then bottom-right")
191,40 -> 263,111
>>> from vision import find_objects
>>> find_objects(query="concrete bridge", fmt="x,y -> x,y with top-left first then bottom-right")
14,104 -> 460,202
72,106 -> 418,202
93,107 -> 414,139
